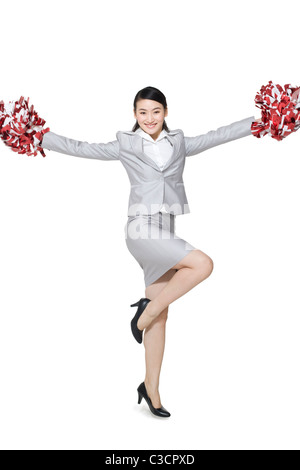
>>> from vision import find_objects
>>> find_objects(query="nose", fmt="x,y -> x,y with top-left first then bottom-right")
144,113 -> 154,122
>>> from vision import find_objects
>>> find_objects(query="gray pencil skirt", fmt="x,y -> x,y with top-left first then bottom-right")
124,211 -> 196,288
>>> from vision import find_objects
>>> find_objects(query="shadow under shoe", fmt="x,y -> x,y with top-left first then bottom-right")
130,297 -> 151,344
137,382 -> 171,418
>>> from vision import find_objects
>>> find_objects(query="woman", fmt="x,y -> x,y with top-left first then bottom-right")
2,83 -> 299,418
39,86 -> 260,418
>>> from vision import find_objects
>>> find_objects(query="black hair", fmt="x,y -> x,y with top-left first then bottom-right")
132,86 -> 170,132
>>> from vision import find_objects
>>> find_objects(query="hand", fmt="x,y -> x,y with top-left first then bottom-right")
255,117 -> 262,123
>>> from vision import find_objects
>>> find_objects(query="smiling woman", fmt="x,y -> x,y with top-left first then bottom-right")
123,85 -> 258,417
0,82 -> 278,420
135,102 -> 166,140
132,86 -> 170,140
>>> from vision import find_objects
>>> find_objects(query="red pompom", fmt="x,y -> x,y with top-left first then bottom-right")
0,96 -> 50,157
251,80 -> 300,141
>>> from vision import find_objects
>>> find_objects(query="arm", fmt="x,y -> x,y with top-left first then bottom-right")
184,115 -> 257,157
40,131 -> 119,161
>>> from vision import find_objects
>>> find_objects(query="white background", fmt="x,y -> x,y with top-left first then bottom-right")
0,0 -> 299,450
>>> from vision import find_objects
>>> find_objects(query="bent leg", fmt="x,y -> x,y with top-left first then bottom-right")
138,249 -> 214,331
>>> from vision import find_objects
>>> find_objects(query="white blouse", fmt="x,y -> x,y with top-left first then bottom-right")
135,127 -> 173,214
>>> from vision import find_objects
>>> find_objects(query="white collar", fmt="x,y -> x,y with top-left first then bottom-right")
135,126 -> 168,143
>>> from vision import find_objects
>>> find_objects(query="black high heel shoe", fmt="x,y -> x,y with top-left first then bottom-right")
130,297 -> 151,344
137,382 -> 171,418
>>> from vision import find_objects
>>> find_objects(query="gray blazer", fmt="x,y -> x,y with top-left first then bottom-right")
41,115 -> 255,216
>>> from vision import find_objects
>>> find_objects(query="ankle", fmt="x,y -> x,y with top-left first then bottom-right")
144,378 -> 159,395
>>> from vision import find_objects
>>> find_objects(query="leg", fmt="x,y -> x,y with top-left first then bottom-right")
143,268 -> 176,408
138,249 -> 214,331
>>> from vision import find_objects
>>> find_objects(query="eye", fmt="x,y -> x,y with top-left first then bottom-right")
139,111 -> 161,115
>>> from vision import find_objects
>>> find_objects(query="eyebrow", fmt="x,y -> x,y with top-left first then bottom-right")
138,107 -> 161,111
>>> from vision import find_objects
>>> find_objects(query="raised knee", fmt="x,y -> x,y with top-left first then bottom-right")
195,255 -> 214,278
206,257 -> 214,276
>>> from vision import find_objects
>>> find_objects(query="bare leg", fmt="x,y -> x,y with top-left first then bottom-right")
143,269 -> 176,408
138,249 -> 214,331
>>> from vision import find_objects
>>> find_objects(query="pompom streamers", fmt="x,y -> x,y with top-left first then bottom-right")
0,96 -> 50,157
251,81 -> 300,141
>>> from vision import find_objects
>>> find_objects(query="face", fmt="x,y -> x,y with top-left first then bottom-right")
134,99 -> 168,141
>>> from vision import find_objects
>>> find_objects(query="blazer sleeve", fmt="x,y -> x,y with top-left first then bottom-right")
184,116 -> 255,157
40,131 -> 120,161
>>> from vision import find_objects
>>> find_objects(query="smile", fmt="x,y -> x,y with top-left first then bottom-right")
145,124 -> 157,128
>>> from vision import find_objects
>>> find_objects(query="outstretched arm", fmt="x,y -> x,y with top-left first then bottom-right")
40,131 -> 120,161
184,116 -> 258,157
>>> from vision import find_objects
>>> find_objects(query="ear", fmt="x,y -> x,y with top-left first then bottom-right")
164,107 -> 168,118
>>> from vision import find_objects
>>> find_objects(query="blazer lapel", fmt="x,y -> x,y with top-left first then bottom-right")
163,132 -> 180,171
122,129 -> 181,172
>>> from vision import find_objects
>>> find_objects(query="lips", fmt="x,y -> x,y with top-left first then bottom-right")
145,124 -> 157,128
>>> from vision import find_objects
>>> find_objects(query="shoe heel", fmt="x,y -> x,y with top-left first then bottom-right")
130,301 -> 140,307
138,392 -> 143,404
